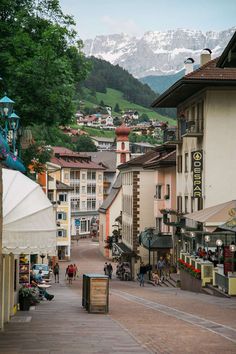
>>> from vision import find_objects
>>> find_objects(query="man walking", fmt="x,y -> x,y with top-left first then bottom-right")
139,262 -> 147,287
157,257 -> 165,282
107,263 -> 113,279
53,262 -> 60,283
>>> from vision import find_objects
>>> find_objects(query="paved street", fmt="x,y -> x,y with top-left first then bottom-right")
0,239 -> 236,354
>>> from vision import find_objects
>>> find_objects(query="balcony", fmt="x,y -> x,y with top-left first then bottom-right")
70,179 -> 80,186
179,120 -> 203,138
163,128 -> 180,144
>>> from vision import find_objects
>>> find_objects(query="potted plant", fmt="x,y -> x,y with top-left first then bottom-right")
19,285 -> 35,311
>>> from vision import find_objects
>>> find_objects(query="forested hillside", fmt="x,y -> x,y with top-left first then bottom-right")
81,57 -> 176,118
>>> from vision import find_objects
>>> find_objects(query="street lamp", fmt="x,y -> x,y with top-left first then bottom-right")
204,235 -> 210,255
0,95 -> 20,156
229,243 -> 236,274
216,239 -> 223,265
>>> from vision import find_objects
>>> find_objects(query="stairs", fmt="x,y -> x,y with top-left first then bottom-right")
202,284 -> 231,298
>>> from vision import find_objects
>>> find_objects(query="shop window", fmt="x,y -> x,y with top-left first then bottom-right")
81,220 -> 87,232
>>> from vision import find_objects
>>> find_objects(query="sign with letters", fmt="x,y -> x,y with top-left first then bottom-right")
192,151 -> 203,198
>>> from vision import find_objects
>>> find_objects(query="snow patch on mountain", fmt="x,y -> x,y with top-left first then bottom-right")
83,27 -> 236,77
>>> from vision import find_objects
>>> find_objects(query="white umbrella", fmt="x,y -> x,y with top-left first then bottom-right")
2,168 -> 57,255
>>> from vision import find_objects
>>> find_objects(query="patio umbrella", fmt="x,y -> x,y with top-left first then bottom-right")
2,168 -> 56,255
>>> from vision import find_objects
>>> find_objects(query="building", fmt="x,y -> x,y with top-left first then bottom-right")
50,147 -> 105,238
85,151 -> 116,199
91,136 -> 115,151
152,32 -> 236,252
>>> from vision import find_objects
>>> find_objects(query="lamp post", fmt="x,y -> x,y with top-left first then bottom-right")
229,243 -> 236,274
0,93 -> 16,330
147,228 -> 154,280
216,239 -> 223,265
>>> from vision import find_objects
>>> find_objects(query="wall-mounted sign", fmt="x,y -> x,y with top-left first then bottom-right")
192,151 -> 203,198
75,219 -> 80,227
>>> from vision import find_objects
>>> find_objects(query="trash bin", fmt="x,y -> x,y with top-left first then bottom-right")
82,274 -> 109,313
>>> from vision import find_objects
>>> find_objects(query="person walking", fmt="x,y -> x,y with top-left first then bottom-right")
157,257 -> 166,282
107,263 -> 113,279
104,262 -> 108,276
73,264 -> 78,280
139,262 -> 147,287
53,262 -> 60,283
67,264 -> 74,285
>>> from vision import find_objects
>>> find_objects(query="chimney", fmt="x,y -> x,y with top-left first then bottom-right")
200,48 -> 212,66
184,58 -> 194,75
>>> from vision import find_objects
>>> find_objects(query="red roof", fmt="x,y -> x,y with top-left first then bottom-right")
185,58 -> 236,80
51,157 -> 105,170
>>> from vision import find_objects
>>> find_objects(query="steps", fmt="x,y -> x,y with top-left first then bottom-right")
202,284 -> 231,298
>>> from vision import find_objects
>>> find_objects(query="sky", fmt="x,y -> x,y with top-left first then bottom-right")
59,0 -> 236,40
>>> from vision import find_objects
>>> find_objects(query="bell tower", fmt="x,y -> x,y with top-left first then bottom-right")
115,124 -> 131,168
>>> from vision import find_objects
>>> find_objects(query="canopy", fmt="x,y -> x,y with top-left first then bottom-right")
185,200 -> 236,227
2,169 -> 57,255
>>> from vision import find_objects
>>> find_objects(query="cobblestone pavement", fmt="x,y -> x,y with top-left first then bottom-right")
0,239 -> 236,354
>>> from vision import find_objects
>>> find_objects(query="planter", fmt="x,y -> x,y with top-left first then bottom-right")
180,269 -> 202,293
19,296 -> 31,311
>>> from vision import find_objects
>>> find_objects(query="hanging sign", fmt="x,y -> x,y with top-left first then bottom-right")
192,151 -> 203,198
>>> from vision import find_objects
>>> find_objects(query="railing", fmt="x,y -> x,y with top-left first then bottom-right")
179,120 -> 203,137
163,128 -> 179,144
70,179 -> 80,186
215,273 -> 229,293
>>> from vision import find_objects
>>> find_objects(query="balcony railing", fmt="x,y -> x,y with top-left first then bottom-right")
215,273 -> 229,293
179,120 -> 203,138
70,179 -> 80,186
163,128 -> 180,144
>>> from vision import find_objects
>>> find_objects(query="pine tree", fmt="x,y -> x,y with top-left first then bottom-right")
114,103 -> 120,113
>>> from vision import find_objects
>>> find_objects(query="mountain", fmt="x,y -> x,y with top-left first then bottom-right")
140,70 -> 185,94
83,27 -> 236,78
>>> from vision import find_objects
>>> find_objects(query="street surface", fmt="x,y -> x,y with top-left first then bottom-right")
0,239 -> 236,354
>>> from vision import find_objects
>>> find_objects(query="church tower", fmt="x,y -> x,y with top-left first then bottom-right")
115,124 -> 131,168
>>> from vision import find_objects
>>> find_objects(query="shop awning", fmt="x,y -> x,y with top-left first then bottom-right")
112,242 -> 134,257
2,169 -> 57,255
139,230 -> 173,249
185,200 -> 236,226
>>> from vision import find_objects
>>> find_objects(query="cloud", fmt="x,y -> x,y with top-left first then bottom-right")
101,15 -> 141,36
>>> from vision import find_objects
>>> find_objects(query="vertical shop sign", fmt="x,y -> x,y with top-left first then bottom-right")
192,151 -> 203,198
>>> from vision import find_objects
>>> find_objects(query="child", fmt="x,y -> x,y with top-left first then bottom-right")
151,271 -> 160,286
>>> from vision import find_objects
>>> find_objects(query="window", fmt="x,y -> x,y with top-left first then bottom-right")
197,197 -> 203,211
81,186 -> 86,194
82,173 -> 86,180
87,185 -> 96,194
177,196 -> 182,213
80,220 -> 87,232
58,193 -> 67,202
121,153 -> 126,163
98,174 -> 102,181
71,198 -> 80,210
184,196 -> 188,214
165,184 -> 170,199
184,153 -> 188,172
121,142 -> 125,150
57,229 -> 67,237
70,171 -> 80,180
64,173 -> 69,180
177,155 -> 182,173
191,197 -> 195,213
87,198 -> 96,210
48,192 -> 53,202
81,201 -> 86,209
156,217 -> 162,232
156,184 -> 162,199
57,212 -> 67,220
87,171 -> 96,180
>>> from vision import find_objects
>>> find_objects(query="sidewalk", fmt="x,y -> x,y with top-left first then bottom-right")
0,280 -> 150,354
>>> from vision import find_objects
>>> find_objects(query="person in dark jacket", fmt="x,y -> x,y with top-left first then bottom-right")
139,262 -> 147,287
